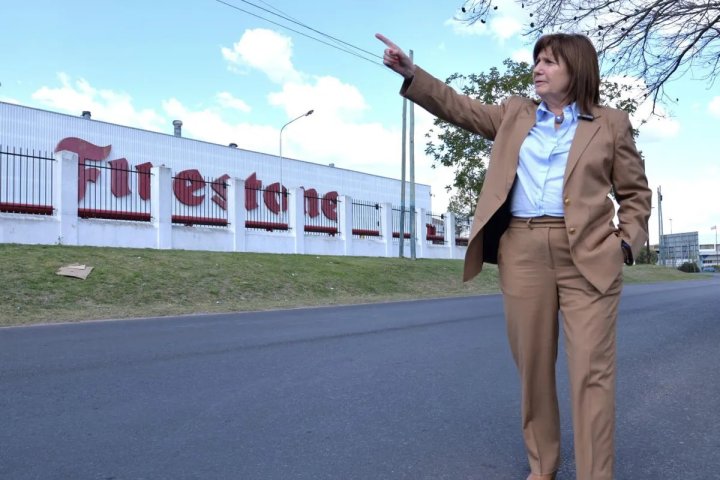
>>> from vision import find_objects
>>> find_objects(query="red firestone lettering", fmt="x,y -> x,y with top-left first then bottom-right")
322,191 -> 338,221
173,169 -> 205,206
245,172 -> 262,211
264,182 -> 282,214
304,188 -> 320,218
55,137 -> 112,201
212,174 -> 230,210
135,162 -> 153,200
77,163 -> 101,201
57,138 -> 345,218
108,158 -> 131,197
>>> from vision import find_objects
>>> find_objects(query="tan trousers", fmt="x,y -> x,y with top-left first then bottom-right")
498,217 -> 622,480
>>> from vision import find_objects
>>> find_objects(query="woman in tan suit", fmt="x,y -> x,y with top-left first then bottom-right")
377,32 -> 652,480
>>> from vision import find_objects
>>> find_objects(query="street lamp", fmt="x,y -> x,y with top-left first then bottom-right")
279,109 -> 314,193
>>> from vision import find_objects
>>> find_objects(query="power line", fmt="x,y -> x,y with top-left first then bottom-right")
233,0 -> 381,60
215,0 -> 385,70
253,0 -> 293,18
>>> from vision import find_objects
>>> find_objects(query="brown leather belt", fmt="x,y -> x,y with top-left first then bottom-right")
509,216 -> 566,229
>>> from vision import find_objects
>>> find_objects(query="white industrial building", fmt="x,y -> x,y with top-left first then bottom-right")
0,101 -> 469,259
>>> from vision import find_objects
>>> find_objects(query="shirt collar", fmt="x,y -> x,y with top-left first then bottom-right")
536,101 -> 579,122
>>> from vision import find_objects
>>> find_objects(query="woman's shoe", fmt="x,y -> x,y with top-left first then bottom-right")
526,474 -> 556,480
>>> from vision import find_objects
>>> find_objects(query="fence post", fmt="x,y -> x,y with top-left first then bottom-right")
291,187 -> 305,254
381,202 -> 393,258
151,166 -> 173,249
445,212 -> 456,259
228,178 -> 246,252
54,150 -> 79,246
339,195 -> 353,256
416,208 -> 426,259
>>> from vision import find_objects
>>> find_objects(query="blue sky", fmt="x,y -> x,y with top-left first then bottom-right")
1,0 -> 719,244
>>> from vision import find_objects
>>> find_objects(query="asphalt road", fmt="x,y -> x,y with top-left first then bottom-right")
1,277 -> 719,480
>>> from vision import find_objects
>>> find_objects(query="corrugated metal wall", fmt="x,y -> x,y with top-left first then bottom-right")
0,101 -> 432,210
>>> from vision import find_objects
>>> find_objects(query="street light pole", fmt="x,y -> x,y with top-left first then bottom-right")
279,109 -> 314,193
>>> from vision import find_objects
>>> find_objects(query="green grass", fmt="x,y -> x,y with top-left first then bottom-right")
0,244 -> 706,327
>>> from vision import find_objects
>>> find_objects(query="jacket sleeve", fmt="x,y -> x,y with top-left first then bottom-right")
399,67 -> 505,141
612,111 -> 652,259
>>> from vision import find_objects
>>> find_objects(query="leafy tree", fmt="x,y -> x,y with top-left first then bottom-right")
456,0 -> 720,107
426,59 -> 643,218
635,246 -> 659,265
425,59 -> 533,218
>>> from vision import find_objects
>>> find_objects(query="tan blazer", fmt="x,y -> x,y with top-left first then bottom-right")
402,67 -> 652,294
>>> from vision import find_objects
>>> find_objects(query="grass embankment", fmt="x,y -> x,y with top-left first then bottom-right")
0,244 -> 703,327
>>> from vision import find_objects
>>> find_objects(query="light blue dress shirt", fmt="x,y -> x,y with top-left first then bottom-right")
510,102 -> 580,217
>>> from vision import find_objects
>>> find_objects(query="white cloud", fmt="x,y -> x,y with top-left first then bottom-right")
603,75 -> 681,142
445,3 -> 525,42
635,107 -> 680,142
511,48 -> 533,64
708,96 -> 720,118
491,16 -> 523,41
0,96 -> 22,105
268,76 -> 367,120
445,17 -> 489,37
31,73 -> 166,131
221,28 -> 302,84
216,92 -> 251,112
161,97 -> 276,152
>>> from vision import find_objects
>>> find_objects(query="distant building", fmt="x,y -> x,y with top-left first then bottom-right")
659,232 -> 699,267
699,244 -> 719,269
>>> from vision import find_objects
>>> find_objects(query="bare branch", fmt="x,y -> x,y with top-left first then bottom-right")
457,1 -> 720,109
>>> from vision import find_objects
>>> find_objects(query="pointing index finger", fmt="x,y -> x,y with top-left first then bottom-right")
375,33 -> 399,50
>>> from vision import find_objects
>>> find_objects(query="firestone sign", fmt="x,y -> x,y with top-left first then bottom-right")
55,137 -> 339,220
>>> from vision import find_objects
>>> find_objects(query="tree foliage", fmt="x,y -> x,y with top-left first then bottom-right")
635,246 -> 659,265
456,1 -> 720,107
425,59 -> 642,218
425,59 -> 533,218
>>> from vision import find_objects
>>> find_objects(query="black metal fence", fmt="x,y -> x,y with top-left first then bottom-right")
0,144 -> 474,248
245,185 -> 289,231
0,146 -> 54,215
171,172 -> 227,227
392,206 -> 415,241
352,200 -> 381,238
79,161 -> 152,221
305,192 -> 339,236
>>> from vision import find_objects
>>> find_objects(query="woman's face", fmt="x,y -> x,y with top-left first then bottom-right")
533,47 -> 570,107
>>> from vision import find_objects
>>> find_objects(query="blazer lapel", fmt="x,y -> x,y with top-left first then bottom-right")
502,108 -> 537,187
564,109 -> 602,183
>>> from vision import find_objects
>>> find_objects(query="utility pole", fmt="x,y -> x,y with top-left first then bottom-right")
399,95 -> 407,258
409,50 -> 416,260
646,198 -> 652,262
657,186 -> 664,266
